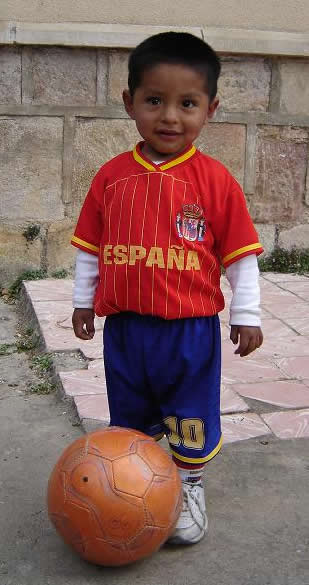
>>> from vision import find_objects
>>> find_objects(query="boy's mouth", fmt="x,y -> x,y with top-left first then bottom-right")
156,130 -> 182,139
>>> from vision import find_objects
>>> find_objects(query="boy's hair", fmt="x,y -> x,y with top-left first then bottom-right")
128,31 -> 221,102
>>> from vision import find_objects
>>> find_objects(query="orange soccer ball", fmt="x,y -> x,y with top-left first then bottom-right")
47,427 -> 182,566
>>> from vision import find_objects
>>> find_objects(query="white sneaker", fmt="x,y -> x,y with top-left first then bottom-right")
167,481 -> 208,545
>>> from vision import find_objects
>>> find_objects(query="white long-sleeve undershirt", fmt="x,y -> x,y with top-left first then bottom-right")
73,249 -> 100,309
225,254 -> 261,326
73,249 -> 261,327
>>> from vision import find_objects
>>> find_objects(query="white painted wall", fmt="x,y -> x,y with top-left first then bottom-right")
1,0 -> 309,33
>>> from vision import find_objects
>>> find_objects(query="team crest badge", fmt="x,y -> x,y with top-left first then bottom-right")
176,204 -> 206,242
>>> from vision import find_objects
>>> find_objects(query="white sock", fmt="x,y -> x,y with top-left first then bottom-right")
177,467 -> 204,484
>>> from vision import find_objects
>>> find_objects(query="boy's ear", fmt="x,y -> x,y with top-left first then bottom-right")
123,90 -> 135,119
207,98 -> 219,119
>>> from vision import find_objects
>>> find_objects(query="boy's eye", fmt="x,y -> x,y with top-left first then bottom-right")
182,99 -> 195,108
146,97 -> 161,106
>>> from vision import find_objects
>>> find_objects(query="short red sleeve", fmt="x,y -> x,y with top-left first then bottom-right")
71,169 -> 105,256
211,176 -> 263,267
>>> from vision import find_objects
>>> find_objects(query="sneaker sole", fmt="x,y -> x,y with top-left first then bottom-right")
166,530 -> 207,546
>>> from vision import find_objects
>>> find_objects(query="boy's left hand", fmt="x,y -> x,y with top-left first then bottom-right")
230,325 -> 263,357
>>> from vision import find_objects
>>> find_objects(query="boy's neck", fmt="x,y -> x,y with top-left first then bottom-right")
142,142 -> 190,164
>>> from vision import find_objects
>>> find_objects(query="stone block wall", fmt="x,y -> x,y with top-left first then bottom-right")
0,41 -> 309,285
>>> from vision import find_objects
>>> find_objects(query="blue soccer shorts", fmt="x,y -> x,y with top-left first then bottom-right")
103,312 -> 222,466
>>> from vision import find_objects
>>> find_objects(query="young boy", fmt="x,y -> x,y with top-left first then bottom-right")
71,32 -> 263,546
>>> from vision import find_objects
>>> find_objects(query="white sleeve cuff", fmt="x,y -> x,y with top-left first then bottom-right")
73,249 -> 99,309
225,254 -> 261,327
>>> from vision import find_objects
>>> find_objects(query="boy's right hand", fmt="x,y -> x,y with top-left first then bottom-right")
72,308 -> 95,340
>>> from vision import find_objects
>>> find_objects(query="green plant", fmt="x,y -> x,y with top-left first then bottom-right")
51,269 -> 69,279
30,353 -> 53,374
258,247 -> 309,274
28,381 -> 56,395
27,351 -> 56,394
16,338 -> 37,352
8,269 -> 47,299
24,326 -> 34,337
15,327 -> 37,352
0,343 -> 16,356
23,224 -> 41,242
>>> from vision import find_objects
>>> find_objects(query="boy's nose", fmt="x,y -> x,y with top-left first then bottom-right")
161,104 -> 178,124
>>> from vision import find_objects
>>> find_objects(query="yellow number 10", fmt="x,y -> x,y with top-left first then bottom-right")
164,416 -> 205,450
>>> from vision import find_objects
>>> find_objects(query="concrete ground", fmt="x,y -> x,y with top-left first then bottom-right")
0,276 -> 309,585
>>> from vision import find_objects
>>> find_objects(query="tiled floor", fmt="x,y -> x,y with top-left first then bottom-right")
24,273 -> 309,443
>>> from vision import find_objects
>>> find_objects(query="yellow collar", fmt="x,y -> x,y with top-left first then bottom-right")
133,142 -> 196,172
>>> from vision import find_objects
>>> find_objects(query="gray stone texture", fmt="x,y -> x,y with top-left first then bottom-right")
279,59 -> 309,115
96,51 -> 108,105
46,219 -> 76,273
0,43 -> 309,284
196,123 -> 246,186
0,117 -> 64,221
0,223 -> 43,286
252,126 -> 308,223
71,118 -> 140,214
255,223 -> 276,256
218,58 -> 271,112
23,47 -> 97,105
0,46 -> 21,104
278,224 -> 309,250
107,50 -> 130,104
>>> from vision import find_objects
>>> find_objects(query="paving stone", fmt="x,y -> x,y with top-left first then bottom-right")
259,335 -> 309,358
88,359 -> 104,369
29,299 -> 103,358
222,344 -> 288,384
23,279 -> 74,302
260,308 -> 274,320
221,413 -> 272,444
234,380 -> 309,409
274,356 -> 309,380
258,318 -> 297,340
74,394 -> 110,424
59,369 -> 107,396
23,274 -> 309,444
262,409 -> 309,439
278,280 -> 309,301
280,318 -> 309,336
220,385 -> 249,414
262,300 -> 309,320
220,324 -> 231,341
262,273 -> 309,283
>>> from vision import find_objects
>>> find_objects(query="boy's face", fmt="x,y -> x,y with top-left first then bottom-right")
123,63 -> 219,161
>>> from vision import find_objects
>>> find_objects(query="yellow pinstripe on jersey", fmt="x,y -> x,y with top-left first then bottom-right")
72,143 -> 263,319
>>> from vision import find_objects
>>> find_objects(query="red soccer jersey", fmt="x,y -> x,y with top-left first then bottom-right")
71,142 -> 263,319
